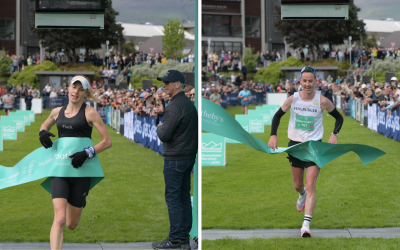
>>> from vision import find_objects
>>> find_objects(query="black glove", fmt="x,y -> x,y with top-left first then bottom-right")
39,130 -> 55,149
69,150 -> 89,169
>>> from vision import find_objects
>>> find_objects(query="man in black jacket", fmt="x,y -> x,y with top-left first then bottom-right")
153,70 -> 198,250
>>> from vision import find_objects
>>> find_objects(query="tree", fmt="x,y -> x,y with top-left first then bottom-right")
364,34 -> 378,50
122,38 -> 137,57
31,7 -> 124,63
243,47 -> 258,71
162,19 -> 188,59
274,3 -> 366,59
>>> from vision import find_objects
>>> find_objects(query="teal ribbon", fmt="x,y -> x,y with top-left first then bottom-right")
0,137 -> 104,193
202,98 -> 385,168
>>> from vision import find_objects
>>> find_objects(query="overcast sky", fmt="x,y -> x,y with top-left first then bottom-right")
354,0 -> 400,20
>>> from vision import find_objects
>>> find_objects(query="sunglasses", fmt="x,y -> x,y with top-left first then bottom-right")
300,66 -> 316,74
190,94 -> 195,97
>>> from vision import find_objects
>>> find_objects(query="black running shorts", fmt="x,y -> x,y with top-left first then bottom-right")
287,140 -> 319,169
51,177 -> 91,208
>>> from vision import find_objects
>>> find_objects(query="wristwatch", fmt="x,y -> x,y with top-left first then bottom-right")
332,132 -> 339,137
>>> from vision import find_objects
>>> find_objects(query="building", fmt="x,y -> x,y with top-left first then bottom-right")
0,0 -> 17,55
201,0 -> 284,57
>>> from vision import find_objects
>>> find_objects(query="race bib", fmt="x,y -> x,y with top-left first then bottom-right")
243,97 -> 248,101
295,114 -> 314,131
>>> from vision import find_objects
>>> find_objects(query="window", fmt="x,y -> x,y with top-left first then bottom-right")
245,16 -> 260,37
202,15 -> 242,37
0,19 -> 15,40
202,41 -> 242,54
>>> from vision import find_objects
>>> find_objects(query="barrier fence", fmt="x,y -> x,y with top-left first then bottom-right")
97,106 -> 164,155
220,93 -> 267,108
336,96 -> 400,142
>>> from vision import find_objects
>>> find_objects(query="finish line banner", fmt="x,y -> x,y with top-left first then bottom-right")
0,137 -> 104,193
202,98 -> 385,168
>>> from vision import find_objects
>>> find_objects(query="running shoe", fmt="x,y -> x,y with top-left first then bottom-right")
301,228 -> 312,238
296,190 -> 306,211
152,237 -> 181,249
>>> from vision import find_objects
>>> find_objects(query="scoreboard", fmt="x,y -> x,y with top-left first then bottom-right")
281,0 -> 350,20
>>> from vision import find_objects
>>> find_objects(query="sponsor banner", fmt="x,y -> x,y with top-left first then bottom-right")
1,115 -> 25,132
235,114 -> 264,133
16,110 -> 35,122
116,109 -> 120,132
97,106 -> 107,123
0,121 -> 17,140
0,127 -> 2,151
248,109 -> 272,125
363,104 -> 368,127
8,113 -> 30,126
202,133 -> 226,166
0,138 -> 104,192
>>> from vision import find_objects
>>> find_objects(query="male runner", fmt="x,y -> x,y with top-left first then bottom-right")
238,86 -> 251,114
268,66 -> 344,237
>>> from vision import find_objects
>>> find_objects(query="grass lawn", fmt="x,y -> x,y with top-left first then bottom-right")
203,237 -> 400,250
202,104 -> 400,230
0,110 -> 175,242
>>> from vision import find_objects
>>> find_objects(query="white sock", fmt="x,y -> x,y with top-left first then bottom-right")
300,189 -> 306,196
302,215 -> 312,230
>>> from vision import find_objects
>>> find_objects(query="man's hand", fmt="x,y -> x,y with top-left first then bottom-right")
157,123 -> 163,127
328,134 -> 338,144
387,110 -> 392,118
268,135 -> 278,151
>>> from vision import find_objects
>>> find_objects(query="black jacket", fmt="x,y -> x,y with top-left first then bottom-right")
157,91 -> 198,160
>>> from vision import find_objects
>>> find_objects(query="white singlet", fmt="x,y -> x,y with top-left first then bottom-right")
288,91 -> 323,142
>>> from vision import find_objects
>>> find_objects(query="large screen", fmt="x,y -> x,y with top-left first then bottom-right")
36,0 -> 106,12
282,0 -> 350,3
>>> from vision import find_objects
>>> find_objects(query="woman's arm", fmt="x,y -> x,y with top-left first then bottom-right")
87,107 -> 112,154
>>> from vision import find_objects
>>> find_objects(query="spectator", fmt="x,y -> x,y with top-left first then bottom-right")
210,89 -> 221,105
242,63 -> 248,81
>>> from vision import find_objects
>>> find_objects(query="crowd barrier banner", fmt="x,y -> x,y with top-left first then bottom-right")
0,121 -> 17,140
335,97 -> 400,143
32,99 -> 43,114
133,114 -> 163,155
106,106 -> 111,125
202,133 -> 226,166
1,115 -> 25,132
202,98 -> 385,168
0,138 -> 104,193
220,93 -> 267,108
116,110 -> 120,133
248,109 -> 272,125
120,111 -> 124,136
267,93 -> 287,106
98,106 -> 107,123
336,96 -> 341,110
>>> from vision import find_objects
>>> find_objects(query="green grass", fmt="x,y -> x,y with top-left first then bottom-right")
0,110 -> 173,242
203,237 -> 400,250
202,105 -> 400,230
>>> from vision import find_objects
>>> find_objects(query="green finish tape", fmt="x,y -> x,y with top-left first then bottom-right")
202,98 -> 385,168
0,137 -> 104,193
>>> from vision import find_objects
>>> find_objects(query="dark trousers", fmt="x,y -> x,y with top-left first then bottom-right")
163,159 -> 195,242
26,104 -> 31,110
243,73 -> 247,81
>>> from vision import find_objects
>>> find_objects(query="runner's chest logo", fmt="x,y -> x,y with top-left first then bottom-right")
293,106 -> 318,112
62,125 -> 73,129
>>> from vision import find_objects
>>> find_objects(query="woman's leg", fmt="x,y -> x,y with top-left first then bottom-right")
50,198 -> 67,250
66,204 -> 83,230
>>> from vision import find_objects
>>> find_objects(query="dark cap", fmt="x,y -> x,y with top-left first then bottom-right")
157,70 -> 186,84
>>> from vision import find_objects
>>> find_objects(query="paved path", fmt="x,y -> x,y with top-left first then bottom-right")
202,227 -> 400,240
0,239 -> 198,250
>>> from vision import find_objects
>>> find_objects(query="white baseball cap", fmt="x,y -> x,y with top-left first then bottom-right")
361,84 -> 367,88
391,76 -> 398,81
70,76 -> 90,90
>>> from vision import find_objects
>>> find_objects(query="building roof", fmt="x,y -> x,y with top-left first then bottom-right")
280,66 -> 338,70
35,71 -> 95,75
381,31 -> 400,48
363,19 -> 400,33
138,36 -> 194,54
119,22 -> 195,40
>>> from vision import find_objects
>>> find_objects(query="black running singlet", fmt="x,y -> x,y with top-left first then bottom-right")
56,103 -> 93,139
